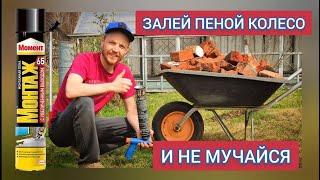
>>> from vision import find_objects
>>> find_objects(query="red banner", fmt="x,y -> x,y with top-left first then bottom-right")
136,11 -> 312,35
153,141 -> 299,170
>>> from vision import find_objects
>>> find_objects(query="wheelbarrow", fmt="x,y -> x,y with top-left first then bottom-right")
152,69 -> 302,141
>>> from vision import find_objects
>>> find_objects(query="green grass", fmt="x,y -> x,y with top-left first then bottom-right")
46,71 -> 302,168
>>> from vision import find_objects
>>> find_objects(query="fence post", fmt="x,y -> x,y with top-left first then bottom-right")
278,36 -> 284,76
142,37 -> 148,90
160,56 -> 163,91
76,38 -> 83,53
244,39 -> 249,54
175,36 -> 181,51
297,53 -> 301,83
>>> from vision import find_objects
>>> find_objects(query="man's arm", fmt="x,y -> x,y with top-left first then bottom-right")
66,70 -> 132,99
123,96 -> 141,137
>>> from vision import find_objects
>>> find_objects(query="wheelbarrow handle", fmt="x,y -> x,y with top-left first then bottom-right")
287,68 -> 302,81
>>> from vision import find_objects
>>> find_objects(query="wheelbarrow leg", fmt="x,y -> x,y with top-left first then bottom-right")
244,110 -> 255,140
244,110 -> 249,140
251,112 -> 255,140
211,110 -> 235,141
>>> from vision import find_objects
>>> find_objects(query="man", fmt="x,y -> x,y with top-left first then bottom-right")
48,22 -> 152,168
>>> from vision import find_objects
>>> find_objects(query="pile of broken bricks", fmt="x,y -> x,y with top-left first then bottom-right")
160,40 -> 282,78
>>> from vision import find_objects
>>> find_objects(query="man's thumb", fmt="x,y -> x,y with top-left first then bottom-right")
117,70 -> 126,78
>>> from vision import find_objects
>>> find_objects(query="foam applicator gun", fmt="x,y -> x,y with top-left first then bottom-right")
125,86 -> 151,160
125,138 -> 150,160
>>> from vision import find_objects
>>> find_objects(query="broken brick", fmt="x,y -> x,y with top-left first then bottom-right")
160,62 -> 171,70
258,70 -> 282,78
225,51 -> 245,65
236,62 -> 257,76
190,57 -> 201,66
213,55 -> 225,61
186,65 -> 201,71
208,47 -> 223,58
213,48 -> 222,56
160,61 -> 180,70
256,59 -> 273,72
200,40 -> 216,57
197,57 -> 221,72
242,54 -> 250,62
243,54 -> 259,70
173,61 -> 201,71
185,45 -> 204,57
176,62 -> 189,69
220,60 -> 235,71
161,41 -> 280,79
170,50 -> 194,62
220,68 -> 238,75
170,66 -> 180,70
226,70 -> 238,75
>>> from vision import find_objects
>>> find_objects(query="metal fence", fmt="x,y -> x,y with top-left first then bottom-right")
61,35 -> 302,92
125,36 -> 302,92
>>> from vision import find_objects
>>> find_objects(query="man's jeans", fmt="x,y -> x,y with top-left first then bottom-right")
48,97 -> 136,165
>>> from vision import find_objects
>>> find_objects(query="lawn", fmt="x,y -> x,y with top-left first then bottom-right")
46,70 -> 302,168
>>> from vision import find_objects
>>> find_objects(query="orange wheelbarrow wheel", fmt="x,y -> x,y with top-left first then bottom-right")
152,101 -> 204,141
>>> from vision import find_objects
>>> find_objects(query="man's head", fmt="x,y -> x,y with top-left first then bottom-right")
101,22 -> 134,66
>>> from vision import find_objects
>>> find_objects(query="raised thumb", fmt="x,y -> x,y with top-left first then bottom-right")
117,70 -> 126,78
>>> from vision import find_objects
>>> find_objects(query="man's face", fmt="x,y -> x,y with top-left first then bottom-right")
101,32 -> 130,65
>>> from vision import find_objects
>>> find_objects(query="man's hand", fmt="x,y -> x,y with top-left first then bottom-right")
138,129 -> 154,148
110,70 -> 132,93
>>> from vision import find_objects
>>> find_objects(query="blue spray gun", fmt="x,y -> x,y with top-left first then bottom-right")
125,86 -> 151,160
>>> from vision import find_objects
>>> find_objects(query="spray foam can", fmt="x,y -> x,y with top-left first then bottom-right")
16,8 -> 46,171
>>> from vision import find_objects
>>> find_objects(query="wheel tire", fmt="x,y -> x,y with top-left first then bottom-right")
152,101 -> 204,141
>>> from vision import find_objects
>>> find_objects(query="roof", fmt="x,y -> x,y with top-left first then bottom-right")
71,12 -> 135,37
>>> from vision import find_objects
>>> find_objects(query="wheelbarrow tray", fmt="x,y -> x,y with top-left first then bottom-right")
160,69 -> 289,108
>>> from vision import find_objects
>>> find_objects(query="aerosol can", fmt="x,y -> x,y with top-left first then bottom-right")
16,9 -> 46,171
